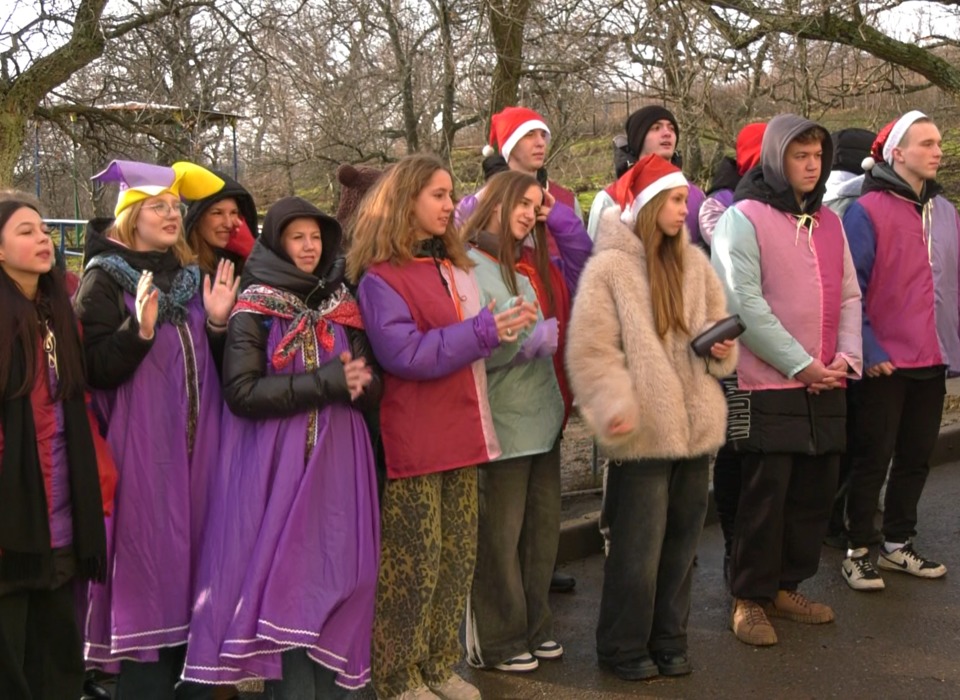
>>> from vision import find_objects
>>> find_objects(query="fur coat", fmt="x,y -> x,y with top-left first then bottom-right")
566,208 -> 737,461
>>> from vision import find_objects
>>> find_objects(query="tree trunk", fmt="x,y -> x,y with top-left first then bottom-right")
378,0 -> 419,153
0,0 -> 108,184
0,107 -> 28,187
487,0 -> 533,118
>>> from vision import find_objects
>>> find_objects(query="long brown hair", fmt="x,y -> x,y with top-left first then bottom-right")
0,200 -> 86,400
187,227 -> 219,276
346,154 -> 472,282
635,188 -> 688,338
111,199 -> 196,266
460,170 -> 554,315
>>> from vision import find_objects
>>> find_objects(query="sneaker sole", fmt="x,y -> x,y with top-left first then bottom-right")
532,647 -> 564,659
841,567 -> 885,591
493,659 -> 539,672
599,660 -> 659,681
877,558 -> 947,578
764,607 -> 835,624
656,661 -> 692,676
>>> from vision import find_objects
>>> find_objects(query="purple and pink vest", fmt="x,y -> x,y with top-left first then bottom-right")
858,192 -> 960,371
736,201 -> 852,390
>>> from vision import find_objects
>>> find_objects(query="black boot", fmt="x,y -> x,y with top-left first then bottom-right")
550,570 -> 576,593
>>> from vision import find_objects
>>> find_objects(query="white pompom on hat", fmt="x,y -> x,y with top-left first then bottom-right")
612,153 -> 688,226
483,106 -> 551,162
862,110 -> 927,172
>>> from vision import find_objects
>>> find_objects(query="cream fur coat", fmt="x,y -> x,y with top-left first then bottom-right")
566,208 -> 738,460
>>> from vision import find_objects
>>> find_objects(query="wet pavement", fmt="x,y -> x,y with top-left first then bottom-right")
358,461 -> 960,699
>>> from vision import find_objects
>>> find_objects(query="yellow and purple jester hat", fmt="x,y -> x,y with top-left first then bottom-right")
92,160 -> 225,217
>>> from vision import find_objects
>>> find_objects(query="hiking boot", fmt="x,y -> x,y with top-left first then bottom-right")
731,598 -> 777,646
532,640 -> 564,659
842,548 -> 885,591
428,672 -> 481,700
389,687 -> 441,700
764,590 -> 835,624
878,542 -> 947,578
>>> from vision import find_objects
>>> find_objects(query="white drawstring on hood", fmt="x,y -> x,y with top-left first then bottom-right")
793,213 -> 818,251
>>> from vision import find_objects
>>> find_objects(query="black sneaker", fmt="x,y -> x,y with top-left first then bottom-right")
878,542 -> 947,578
600,655 -> 659,681
652,649 -> 692,676
550,570 -> 576,593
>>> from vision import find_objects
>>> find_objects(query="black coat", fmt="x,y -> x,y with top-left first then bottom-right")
74,219 -> 223,389
221,196 -> 382,420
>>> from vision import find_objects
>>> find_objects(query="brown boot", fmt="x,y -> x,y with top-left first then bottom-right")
764,589 -> 835,624
731,598 -> 778,646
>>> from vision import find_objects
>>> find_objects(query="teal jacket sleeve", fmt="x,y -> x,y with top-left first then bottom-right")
711,206 -> 813,379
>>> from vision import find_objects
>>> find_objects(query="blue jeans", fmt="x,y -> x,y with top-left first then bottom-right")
239,649 -> 350,700
596,456 -> 709,666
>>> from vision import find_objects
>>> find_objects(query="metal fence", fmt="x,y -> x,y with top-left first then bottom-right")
46,218 -> 87,266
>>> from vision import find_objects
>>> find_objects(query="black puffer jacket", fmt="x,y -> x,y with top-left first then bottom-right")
222,197 -> 382,419
75,218 -> 226,389
74,219 -> 167,389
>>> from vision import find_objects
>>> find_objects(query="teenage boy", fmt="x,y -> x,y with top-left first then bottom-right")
711,114 -> 863,646
588,105 -> 705,246
840,111 -> 956,591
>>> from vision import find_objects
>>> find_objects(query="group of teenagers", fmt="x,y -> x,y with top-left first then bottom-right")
0,98 -> 955,700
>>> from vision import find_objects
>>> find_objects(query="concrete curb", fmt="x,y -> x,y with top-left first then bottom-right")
556,422 -> 960,565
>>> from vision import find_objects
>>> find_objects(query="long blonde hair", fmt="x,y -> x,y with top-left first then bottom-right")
111,199 -> 196,267
635,188 -> 688,338
346,154 -> 472,283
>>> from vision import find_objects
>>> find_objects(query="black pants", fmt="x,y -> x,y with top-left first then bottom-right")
0,581 -> 85,700
846,372 -> 945,548
713,443 -> 742,557
827,381 -> 861,538
116,645 -> 212,700
596,456 -> 709,666
729,452 -> 838,601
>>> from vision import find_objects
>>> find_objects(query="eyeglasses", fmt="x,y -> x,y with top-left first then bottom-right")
144,201 -> 186,218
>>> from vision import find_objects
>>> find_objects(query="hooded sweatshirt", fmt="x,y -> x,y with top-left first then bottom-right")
712,114 -> 863,392
183,172 -> 258,270
843,162 -> 960,373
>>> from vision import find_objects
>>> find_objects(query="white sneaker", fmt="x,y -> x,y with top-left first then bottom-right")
878,542 -> 947,578
532,640 -> 564,659
842,548 -> 885,591
494,652 -> 539,672
428,673 -> 480,700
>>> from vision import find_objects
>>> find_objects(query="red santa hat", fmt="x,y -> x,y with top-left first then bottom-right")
482,107 -> 551,162
613,153 -> 688,226
735,122 -> 766,176
862,110 -> 927,171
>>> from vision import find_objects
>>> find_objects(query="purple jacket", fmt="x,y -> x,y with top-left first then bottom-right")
698,189 -> 735,246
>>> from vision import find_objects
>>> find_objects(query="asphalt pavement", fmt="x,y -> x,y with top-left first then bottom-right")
357,461 -> 960,700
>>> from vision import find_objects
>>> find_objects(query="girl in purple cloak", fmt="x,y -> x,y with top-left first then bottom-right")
182,196 -> 380,699
75,160 -> 237,699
